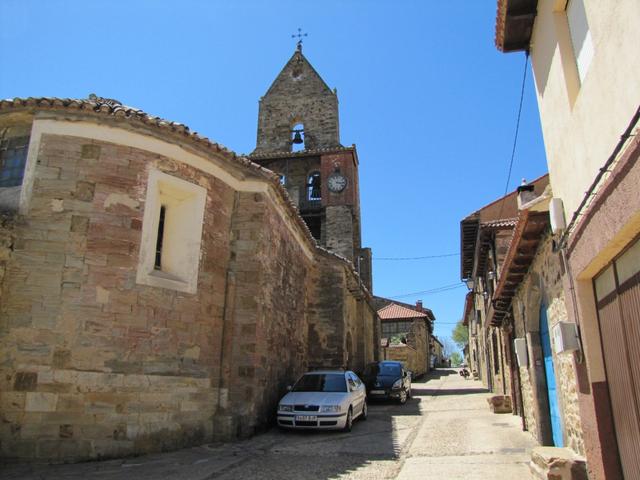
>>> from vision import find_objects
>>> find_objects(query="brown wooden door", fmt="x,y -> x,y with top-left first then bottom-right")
594,237 -> 640,479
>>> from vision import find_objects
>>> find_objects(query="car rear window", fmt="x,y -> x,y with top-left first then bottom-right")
365,363 -> 401,377
292,374 -> 347,392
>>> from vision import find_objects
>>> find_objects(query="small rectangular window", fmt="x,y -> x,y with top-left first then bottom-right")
154,205 -> 166,270
137,170 -> 207,294
0,136 -> 29,188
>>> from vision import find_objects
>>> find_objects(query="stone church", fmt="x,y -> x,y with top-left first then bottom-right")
0,46 -> 379,462
250,45 -> 372,290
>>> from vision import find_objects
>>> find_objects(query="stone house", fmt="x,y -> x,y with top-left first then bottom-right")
460,175 -> 549,399
0,47 -> 379,462
496,0 -> 640,477
460,176 -> 589,474
491,183 -> 585,458
461,293 -> 477,372
376,302 -> 433,378
430,336 -> 444,368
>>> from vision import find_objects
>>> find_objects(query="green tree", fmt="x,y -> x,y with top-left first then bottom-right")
450,351 -> 463,367
452,319 -> 469,350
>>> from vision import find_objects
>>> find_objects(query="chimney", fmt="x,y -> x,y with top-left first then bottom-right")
415,300 -> 423,312
517,179 -> 536,210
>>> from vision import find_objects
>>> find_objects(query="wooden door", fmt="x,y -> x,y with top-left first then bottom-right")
594,237 -> 640,479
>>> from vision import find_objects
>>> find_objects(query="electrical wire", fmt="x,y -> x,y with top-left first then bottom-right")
387,282 -> 465,299
373,253 -> 459,261
497,51 -> 530,220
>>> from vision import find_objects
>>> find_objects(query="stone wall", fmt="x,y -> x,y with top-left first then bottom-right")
214,190 -> 314,438
254,50 -> 339,154
512,235 -> 585,455
325,205 -> 354,261
0,132 -> 234,461
0,111 -> 377,462
385,319 -> 428,377
253,155 -> 321,209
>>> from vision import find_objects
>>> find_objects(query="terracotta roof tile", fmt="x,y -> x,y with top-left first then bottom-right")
249,145 -> 355,160
378,303 -> 429,320
480,218 -> 518,229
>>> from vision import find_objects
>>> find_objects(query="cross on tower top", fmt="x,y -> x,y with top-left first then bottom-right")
291,28 -> 308,51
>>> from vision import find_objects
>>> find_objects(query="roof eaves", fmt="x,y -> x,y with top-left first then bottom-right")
249,144 -> 354,160
0,95 -> 327,253
495,0 -> 538,53
490,210 -> 549,325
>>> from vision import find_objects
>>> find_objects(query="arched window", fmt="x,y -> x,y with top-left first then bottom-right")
307,171 -> 321,201
291,122 -> 305,152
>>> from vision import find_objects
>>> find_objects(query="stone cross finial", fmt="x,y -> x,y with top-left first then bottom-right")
291,28 -> 308,51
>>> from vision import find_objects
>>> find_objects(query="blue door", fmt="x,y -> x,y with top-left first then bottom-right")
540,305 -> 563,447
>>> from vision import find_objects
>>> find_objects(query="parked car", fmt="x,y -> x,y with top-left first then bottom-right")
361,361 -> 412,404
277,370 -> 367,431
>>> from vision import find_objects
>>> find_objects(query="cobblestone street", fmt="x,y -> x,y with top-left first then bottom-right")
1,369 -> 537,480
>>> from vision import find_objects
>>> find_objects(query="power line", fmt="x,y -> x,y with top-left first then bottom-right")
373,253 -> 459,261
497,51 -> 529,220
387,282 -> 465,299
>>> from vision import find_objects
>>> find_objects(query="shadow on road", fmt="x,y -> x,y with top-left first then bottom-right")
2,372 -> 441,480
412,387 -> 488,396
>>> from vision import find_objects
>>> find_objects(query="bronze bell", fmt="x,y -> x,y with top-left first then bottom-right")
292,130 -> 304,144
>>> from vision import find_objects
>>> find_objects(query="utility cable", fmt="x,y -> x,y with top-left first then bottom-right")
373,253 -> 459,261
387,282 -> 465,299
497,51 -> 529,220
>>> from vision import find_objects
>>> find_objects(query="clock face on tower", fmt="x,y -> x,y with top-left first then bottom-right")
327,173 -> 347,193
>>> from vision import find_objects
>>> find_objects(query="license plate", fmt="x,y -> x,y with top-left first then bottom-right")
370,390 -> 385,395
295,415 -> 317,421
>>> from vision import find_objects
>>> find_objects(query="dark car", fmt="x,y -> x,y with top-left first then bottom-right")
362,361 -> 412,404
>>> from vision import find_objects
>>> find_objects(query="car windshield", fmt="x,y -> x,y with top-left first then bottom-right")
365,363 -> 401,377
292,374 -> 347,392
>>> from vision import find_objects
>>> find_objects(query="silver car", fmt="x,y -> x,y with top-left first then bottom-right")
277,370 -> 368,431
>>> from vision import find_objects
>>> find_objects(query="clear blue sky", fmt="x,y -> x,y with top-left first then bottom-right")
0,1 -> 548,349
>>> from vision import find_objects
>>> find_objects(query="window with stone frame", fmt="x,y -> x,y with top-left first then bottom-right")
136,170 -> 207,294
0,136 -> 29,187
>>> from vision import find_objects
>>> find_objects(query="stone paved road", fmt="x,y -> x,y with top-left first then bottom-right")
1,369 -> 536,479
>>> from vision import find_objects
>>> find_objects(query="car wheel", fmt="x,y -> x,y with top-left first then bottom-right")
361,401 -> 368,421
343,407 -> 353,432
398,389 -> 407,405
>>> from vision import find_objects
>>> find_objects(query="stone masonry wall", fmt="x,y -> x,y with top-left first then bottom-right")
307,261 -> 346,370
0,115 -> 377,462
253,156 -> 321,209
513,235 -> 585,455
325,205 -> 354,261
255,50 -> 339,153
215,190 -> 313,438
0,132 -> 235,461
386,319 -> 428,377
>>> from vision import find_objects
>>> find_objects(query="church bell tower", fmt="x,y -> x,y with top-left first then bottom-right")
250,43 -> 372,291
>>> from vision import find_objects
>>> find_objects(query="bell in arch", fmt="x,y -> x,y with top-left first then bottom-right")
292,129 -> 304,144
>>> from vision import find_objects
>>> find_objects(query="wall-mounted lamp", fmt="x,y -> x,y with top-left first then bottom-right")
488,270 -> 496,280
465,279 -> 474,290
